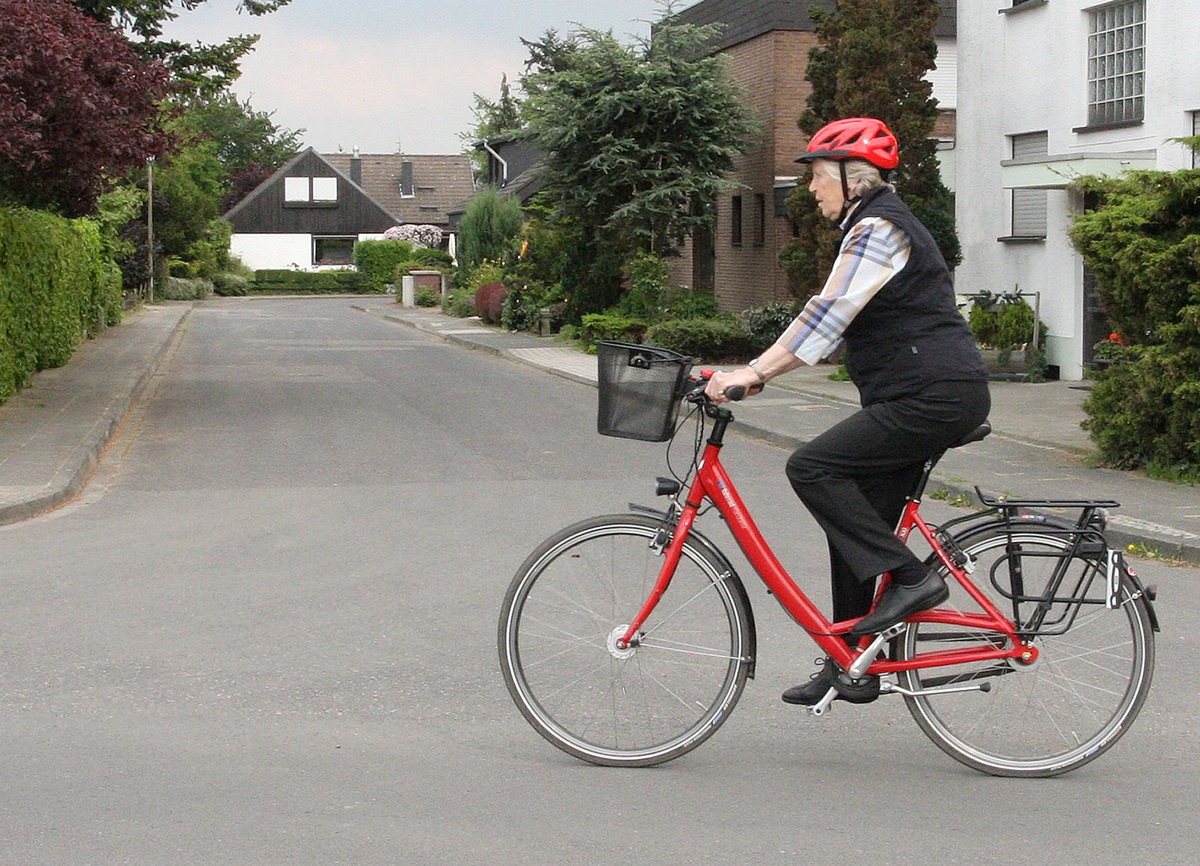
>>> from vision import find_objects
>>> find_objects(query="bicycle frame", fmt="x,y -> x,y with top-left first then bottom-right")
619,407 -> 1036,678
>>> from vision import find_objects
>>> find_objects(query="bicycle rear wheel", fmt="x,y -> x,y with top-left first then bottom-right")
499,514 -> 753,767
898,526 -> 1155,777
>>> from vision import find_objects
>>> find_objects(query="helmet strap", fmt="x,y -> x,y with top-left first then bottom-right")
837,161 -> 857,221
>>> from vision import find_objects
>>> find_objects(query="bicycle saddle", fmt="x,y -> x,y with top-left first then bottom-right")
951,421 -> 991,449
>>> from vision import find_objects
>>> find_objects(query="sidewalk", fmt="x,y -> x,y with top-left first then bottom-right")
0,302 -> 192,525
1,297 -> 1196,565
362,301 -> 1200,565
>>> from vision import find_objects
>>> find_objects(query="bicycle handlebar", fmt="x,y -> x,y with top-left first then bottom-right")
687,370 -> 762,404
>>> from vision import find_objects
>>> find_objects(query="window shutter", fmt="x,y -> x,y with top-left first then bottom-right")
1011,132 -> 1048,238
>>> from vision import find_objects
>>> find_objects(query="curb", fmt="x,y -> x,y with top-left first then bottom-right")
371,306 -> 1200,566
0,304 -> 194,527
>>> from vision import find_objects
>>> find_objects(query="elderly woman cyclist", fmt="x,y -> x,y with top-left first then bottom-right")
705,117 -> 991,706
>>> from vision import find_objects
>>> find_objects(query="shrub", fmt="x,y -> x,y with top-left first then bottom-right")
352,239 -> 414,289
740,302 -> 799,351
184,218 -> 234,280
614,252 -> 719,322
414,288 -> 440,307
444,284 -> 475,318
501,282 -> 565,333
410,247 -> 454,269
645,317 -> 757,362
383,224 -> 442,248
659,288 -> 720,320
391,246 -> 455,286
616,252 -> 672,319
161,276 -> 213,300
251,269 -> 372,294
580,313 -> 647,346
1070,165 -> 1200,476
446,261 -> 508,319
1082,344 -> 1200,480
212,272 -> 249,296
474,282 -> 507,324
967,297 -> 1046,349
0,207 -> 122,402
457,188 -> 523,275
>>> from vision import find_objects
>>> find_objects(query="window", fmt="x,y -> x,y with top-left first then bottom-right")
1010,132 -> 1048,239
313,236 -> 355,265
284,176 -> 338,204
1193,111 -> 1199,169
312,177 -> 337,201
753,194 -> 766,246
284,177 -> 308,202
400,161 -> 415,198
1001,0 -> 1047,12
1087,0 -> 1145,127
730,195 -> 743,246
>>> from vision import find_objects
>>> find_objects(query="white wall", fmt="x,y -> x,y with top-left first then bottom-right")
929,37 -> 957,110
229,234 -> 312,271
955,1 -> 1200,380
230,233 -> 390,271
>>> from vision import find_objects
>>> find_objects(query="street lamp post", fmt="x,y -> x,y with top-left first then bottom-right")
147,156 -> 155,304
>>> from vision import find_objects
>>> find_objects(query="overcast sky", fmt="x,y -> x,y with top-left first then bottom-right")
163,0 -> 670,156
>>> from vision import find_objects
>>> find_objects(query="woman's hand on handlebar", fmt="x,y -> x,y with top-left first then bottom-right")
704,367 -> 763,404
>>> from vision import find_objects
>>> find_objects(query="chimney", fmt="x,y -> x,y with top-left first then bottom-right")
350,146 -> 362,185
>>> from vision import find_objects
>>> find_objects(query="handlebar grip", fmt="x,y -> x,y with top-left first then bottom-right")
686,373 -> 763,403
724,383 -> 764,402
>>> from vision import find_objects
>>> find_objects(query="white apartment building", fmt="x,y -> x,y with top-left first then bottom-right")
955,0 -> 1199,380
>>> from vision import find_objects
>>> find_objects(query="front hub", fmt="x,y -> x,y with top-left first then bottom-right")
607,625 -> 638,660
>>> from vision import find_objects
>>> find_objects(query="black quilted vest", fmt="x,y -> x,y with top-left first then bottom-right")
839,187 -> 988,405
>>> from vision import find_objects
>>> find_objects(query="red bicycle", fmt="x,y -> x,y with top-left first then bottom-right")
499,342 -> 1159,776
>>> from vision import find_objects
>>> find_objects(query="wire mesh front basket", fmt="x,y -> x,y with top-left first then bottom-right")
596,341 -> 694,442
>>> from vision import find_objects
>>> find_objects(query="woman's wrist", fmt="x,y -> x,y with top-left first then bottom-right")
748,358 -> 767,383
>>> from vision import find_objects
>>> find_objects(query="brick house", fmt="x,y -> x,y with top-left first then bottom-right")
667,0 -> 957,311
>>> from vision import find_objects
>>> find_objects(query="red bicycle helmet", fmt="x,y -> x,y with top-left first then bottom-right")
796,117 -> 900,171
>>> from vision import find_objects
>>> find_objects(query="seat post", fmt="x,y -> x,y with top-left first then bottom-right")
908,451 -> 946,502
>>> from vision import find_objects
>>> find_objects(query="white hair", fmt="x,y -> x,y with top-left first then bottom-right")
814,158 -> 895,197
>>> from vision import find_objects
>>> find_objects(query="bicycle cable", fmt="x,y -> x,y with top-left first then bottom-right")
664,398 -> 706,490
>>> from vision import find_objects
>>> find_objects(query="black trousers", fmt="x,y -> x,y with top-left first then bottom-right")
785,380 -> 991,625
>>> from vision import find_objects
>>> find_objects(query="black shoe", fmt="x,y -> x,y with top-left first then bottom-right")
850,569 -> 949,636
781,657 -> 836,705
781,657 -> 880,706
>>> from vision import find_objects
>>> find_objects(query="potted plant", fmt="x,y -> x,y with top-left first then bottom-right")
967,291 -> 1048,381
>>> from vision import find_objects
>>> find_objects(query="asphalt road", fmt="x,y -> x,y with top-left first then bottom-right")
1,297 -> 1196,865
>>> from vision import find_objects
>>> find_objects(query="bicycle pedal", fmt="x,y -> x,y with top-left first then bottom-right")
832,673 -> 881,704
807,688 -> 839,716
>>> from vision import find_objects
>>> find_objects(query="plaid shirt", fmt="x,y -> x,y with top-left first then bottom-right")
777,216 -> 912,365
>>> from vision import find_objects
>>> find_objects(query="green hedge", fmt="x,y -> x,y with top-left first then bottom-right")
645,317 -> 759,363
352,239 -> 413,289
0,207 -> 122,403
250,269 -> 373,294
580,313 -> 647,344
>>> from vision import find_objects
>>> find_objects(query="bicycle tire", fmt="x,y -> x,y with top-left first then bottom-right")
498,513 -> 753,767
897,525 -> 1155,777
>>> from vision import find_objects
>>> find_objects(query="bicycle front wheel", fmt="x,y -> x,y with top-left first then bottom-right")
499,514 -> 753,767
898,526 -> 1155,777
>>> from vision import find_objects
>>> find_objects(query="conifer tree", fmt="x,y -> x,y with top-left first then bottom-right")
520,12 -> 757,316
781,0 -> 959,297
